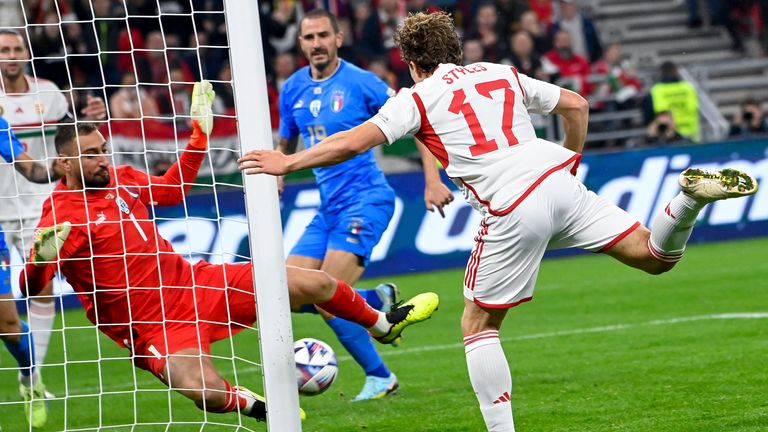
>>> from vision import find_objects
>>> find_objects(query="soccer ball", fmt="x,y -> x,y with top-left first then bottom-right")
294,338 -> 338,396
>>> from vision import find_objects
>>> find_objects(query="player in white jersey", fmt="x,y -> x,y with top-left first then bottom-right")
239,12 -> 759,431
0,28 -> 106,424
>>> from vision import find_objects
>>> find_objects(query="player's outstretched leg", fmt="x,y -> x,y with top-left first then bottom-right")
605,168 -> 759,274
648,168 -> 759,263
286,267 -> 439,344
164,348 -> 306,422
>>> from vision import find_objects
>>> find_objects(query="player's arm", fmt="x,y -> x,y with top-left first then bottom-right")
1,115 -> 61,183
415,138 -> 453,217
550,88 -> 589,154
239,122 -> 386,176
241,90 -> 419,176
139,81 -> 214,206
19,221 -> 73,297
13,152 -> 62,184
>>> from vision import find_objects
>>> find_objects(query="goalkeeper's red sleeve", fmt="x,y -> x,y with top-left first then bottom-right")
19,262 -> 55,297
145,121 -> 207,205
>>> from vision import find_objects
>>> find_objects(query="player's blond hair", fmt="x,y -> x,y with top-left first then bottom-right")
394,12 -> 462,73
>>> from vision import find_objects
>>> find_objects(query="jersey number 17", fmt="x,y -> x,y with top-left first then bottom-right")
448,79 -> 520,157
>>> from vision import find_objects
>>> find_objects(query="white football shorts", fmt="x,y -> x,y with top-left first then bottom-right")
463,168 -> 640,308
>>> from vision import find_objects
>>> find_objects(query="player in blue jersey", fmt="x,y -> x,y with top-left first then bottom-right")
0,114 -> 61,427
278,9 -> 454,401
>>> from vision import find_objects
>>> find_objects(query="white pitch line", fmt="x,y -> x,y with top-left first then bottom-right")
29,312 -> 768,398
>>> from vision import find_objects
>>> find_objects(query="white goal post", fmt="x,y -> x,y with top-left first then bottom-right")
223,1 -> 303,430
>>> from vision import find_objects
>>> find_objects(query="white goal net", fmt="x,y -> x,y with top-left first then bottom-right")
0,1 -> 297,430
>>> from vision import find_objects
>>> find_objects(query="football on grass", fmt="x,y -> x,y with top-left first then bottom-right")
294,338 -> 338,395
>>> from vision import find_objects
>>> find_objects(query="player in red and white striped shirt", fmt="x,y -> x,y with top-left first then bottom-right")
239,12 -> 758,431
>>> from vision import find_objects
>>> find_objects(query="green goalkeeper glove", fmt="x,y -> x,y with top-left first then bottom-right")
31,221 -> 71,266
190,80 -> 216,135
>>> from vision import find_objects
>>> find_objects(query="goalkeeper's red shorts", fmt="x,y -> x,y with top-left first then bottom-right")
130,261 -> 256,381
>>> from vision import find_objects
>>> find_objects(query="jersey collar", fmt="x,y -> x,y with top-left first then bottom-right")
308,58 -> 345,83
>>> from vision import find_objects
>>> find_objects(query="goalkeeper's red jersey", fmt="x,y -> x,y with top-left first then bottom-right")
21,146 -> 205,347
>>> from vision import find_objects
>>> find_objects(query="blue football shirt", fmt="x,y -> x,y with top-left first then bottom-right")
279,59 -> 395,211
0,115 -> 24,163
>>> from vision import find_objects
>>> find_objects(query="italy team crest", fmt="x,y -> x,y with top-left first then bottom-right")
331,91 -> 344,113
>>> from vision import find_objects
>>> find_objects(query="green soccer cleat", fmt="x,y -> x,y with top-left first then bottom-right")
31,221 -> 71,265
679,168 -> 758,203
375,292 -> 439,344
235,386 -> 306,422
20,379 -> 48,428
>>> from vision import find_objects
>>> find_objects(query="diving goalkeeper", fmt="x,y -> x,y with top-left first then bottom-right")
19,81 -> 439,421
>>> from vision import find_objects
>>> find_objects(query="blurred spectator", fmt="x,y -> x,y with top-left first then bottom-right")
212,60 -> 235,114
542,30 -> 591,95
502,30 -> 548,80
548,0 -> 602,62
687,0 -> 745,52
729,98 -> 768,137
591,42 -> 642,107
270,0 -> 303,54
645,61 -> 700,142
494,0 -> 531,34
274,52 -> 297,92
109,72 -> 160,119
360,0 -> 408,82
367,57 -> 398,89
687,0 -> 719,27
646,111 -> 691,145
529,0 -> 554,26
29,12 -> 68,87
516,10 -> 552,55
463,39 -> 486,65
466,2 -> 504,62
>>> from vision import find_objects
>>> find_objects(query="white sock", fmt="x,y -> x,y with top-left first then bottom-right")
649,192 -> 706,261
28,299 -> 56,368
465,330 -> 515,432
368,312 -> 389,337
19,369 -> 40,387
236,388 -> 257,412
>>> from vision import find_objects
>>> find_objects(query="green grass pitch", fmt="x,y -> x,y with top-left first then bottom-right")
1,237 -> 767,431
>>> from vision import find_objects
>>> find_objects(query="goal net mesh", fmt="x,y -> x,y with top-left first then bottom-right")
0,1 -> 267,430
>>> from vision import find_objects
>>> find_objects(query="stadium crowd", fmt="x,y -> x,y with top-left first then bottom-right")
2,0 -> 768,151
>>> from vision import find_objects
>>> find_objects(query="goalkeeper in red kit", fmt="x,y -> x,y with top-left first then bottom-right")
19,81 -> 439,422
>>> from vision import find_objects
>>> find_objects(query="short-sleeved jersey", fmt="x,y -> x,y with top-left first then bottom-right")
30,152 -> 203,347
0,114 -> 24,163
369,62 -> 581,217
279,59 -> 395,210
0,76 -> 70,221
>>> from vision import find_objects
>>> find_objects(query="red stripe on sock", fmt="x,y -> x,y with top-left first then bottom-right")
463,331 -> 499,347
318,280 -> 380,328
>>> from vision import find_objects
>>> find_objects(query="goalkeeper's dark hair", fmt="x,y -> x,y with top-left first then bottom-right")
395,12 -> 462,73
0,29 -> 22,37
300,9 -> 340,34
55,122 -> 100,154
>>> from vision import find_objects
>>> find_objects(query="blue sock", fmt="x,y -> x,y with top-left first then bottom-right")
356,288 -> 384,311
3,321 -> 35,377
296,287 -> 384,314
326,317 -> 390,378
